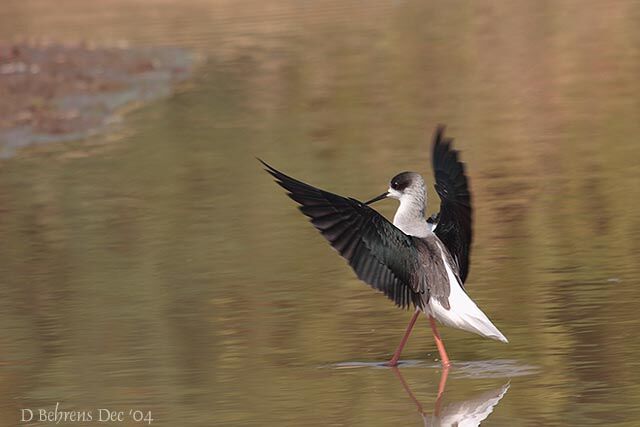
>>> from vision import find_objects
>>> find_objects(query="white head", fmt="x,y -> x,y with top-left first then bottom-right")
365,171 -> 429,236
365,171 -> 427,212
387,172 -> 426,205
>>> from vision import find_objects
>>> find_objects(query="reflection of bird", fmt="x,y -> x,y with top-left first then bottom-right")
261,125 -> 507,367
393,366 -> 509,427
425,385 -> 510,427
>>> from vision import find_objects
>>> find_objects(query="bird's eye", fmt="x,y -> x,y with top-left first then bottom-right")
391,181 -> 398,190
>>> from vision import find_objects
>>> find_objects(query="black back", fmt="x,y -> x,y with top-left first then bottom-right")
432,125 -> 473,283
260,159 -> 427,309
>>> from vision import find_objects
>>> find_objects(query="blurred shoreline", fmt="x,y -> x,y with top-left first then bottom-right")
0,41 -> 195,158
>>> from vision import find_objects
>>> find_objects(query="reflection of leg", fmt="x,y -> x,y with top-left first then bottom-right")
391,367 -> 424,415
386,309 -> 421,367
428,315 -> 451,367
390,362 -> 451,420
434,364 -> 450,416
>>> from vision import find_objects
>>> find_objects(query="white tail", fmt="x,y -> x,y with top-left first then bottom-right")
428,246 -> 508,343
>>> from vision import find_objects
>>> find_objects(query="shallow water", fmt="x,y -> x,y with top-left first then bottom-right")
2,1 -> 640,426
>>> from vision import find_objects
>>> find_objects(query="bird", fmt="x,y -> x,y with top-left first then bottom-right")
260,125 -> 507,367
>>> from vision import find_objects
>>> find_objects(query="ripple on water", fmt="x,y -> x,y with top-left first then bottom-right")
328,359 -> 539,378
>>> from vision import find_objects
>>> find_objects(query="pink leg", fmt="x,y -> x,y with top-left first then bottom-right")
386,309 -> 421,367
428,315 -> 451,367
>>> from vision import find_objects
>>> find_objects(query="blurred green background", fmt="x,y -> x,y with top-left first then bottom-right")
1,1 -> 640,426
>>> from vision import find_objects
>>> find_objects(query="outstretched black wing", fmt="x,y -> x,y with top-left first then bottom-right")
431,126 -> 473,283
261,160 -> 425,309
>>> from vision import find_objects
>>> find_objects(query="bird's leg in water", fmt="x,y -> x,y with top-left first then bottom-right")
429,315 -> 451,367
386,309 -> 421,366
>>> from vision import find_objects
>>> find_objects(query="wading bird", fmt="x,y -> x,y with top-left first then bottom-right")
260,126 -> 507,367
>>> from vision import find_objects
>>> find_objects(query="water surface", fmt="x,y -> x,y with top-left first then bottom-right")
1,1 -> 640,426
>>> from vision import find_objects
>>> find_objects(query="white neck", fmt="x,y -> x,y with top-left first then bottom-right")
393,194 -> 430,237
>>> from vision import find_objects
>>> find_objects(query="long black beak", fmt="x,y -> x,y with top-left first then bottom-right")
365,191 -> 389,205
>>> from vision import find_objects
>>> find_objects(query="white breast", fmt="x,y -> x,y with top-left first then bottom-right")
392,198 -> 431,238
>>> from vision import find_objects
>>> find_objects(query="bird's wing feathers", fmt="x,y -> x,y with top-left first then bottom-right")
432,126 -> 473,283
261,160 -> 425,309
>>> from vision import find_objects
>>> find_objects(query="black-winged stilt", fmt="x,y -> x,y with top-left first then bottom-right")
260,125 -> 507,367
